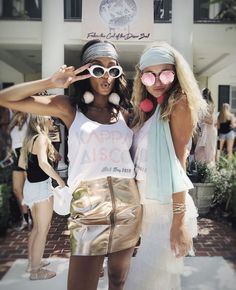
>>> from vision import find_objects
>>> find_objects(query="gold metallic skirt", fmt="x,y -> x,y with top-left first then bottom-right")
68,177 -> 142,256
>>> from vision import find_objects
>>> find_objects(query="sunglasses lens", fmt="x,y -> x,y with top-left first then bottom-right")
91,66 -> 105,77
141,72 -> 155,86
159,70 -> 175,84
109,67 -> 122,78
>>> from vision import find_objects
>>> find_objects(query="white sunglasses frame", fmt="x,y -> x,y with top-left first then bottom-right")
88,65 -> 123,79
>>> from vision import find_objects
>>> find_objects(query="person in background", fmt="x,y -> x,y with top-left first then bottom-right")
194,88 -> 217,165
19,114 -> 65,280
124,41 -> 207,290
0,39 -> 142,290
217,103 -> 236,160
0,107 -> 11,162
8,110 -> 30,230
48,118 -> 62,169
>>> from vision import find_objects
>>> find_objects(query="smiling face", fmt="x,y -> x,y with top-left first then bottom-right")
89,57 -> 119,96
142,63 -> 175,99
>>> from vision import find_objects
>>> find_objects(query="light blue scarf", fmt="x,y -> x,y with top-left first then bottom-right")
145,106 -> 193,203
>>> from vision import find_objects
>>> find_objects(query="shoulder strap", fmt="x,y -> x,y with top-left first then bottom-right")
30,134 -> 39,152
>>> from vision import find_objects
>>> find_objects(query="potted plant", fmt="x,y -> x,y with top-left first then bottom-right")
210,154 -> 236,228
188,161 -> 215,216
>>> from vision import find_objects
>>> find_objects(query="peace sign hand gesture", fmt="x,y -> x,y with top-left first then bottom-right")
49,63 -> 91,89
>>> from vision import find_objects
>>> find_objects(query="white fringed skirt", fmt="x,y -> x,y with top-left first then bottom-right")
124,182 -> 198,290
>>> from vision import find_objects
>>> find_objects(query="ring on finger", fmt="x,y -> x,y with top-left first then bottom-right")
59,64 -> 67,71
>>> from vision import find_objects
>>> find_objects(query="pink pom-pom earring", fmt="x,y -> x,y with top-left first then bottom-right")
139,99 -> 153,112
139,95 -> 165,112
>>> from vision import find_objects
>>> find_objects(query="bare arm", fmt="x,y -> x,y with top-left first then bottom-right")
0,64 -> 91,128
35,135 -> 65,188
230,114 -> 236,128
169,97 -> 193,257
18,150 -> 26,170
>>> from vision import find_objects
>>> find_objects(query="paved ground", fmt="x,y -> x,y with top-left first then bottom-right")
0,214 -> 236,281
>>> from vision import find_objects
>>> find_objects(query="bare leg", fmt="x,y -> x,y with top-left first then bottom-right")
226,139 -> 234,160
107,247 -> 135,290
28,206 -> 37,265
30,197 -> 53,270
219,139 -> 225,158
67,255 -> 104,290
12,170 -> 27,216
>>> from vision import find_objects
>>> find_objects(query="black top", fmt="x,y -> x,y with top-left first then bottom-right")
26,152 -> 49,183
219,120 -> 232,134
26,135 -> 49,183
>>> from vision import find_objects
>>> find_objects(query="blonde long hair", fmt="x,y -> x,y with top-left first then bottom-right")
9,111 -> 28,131
218,103 -> 232,123
21,114 -> 55,168
131,41 -> 207,130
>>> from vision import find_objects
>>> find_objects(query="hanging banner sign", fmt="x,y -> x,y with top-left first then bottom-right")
82,0 -> 153,41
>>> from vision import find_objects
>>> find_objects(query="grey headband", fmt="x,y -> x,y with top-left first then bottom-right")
81,42 -> 119,64
139,47 -> 175,70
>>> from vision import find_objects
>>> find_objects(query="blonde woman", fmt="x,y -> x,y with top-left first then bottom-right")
217,103 -> 236,160
124,42 -> 207,290
194,88 -> 218,165
9,111 -> 29,230
19,114 -> 65,280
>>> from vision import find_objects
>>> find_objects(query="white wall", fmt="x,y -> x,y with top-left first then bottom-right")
0,60 -> 23,84
0,21 -> 41,44
208,61 -> 236,111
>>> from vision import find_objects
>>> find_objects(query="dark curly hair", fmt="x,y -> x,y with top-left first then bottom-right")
69,39 -> 131,115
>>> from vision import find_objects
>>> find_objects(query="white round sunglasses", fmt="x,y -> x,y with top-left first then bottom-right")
88,65 -> 123,79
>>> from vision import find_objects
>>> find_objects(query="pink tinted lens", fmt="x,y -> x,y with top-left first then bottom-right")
141,72 -> 156,86
159,70 -> 175,84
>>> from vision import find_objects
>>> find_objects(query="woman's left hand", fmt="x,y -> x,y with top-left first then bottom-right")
170,221 -> 193,258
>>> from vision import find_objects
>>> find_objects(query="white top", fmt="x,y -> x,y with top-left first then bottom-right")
67,111 -> 135,191
10,122 -> 28,149
131,114 -> 155,182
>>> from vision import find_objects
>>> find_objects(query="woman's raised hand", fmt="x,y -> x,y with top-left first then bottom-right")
49,64 -> 91,88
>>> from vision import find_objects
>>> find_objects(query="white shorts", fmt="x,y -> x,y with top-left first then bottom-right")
22,178 -> 53,209
219,130 -> 235,140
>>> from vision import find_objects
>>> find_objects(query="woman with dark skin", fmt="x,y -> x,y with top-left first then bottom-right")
0,39 -> 142,290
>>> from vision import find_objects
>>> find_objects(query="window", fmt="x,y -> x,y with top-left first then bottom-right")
0,0 -> 41,20
154,0 -> 172,22
64,0 -> 82,20
231,86 -> 236,113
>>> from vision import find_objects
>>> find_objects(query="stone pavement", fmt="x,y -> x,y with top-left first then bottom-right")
0,214 -> 236,283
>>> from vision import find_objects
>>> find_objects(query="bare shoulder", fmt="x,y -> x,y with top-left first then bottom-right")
170,94 -> 193,145
171,95 -> 192,124
172,95 -> 189,115
35,133 -> 48,146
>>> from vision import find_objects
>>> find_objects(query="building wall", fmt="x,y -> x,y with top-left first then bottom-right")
208,62 -> 236,112
0,60 -> 23,84
0,18 -> 236,105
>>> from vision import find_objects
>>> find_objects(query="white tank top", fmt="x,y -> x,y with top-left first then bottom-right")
67,111 -> 135,191
131,114 -> 155,181
10,122 -> 28,149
